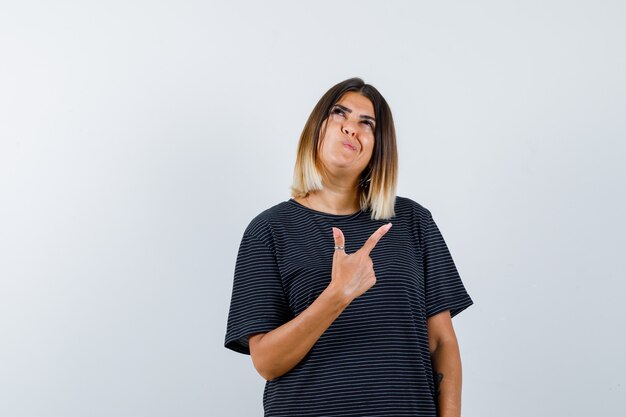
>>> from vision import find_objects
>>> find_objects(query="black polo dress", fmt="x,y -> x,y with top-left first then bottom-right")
224,195 -> 473,416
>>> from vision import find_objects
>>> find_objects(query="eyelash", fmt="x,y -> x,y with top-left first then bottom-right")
331,107 -> 374,129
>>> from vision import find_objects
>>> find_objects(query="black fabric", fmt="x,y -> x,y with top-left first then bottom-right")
224,195 -> 473,416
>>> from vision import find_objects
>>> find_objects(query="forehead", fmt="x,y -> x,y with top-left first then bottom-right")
336,91 -> 374,116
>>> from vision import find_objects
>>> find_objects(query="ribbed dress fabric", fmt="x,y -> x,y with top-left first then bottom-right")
224,196 -> 473,416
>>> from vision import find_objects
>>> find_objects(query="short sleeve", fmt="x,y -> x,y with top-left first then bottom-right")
224,232 -> 292,355
422,213 -> 473,318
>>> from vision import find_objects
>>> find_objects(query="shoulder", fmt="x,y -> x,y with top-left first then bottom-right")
394,195 -> 433,221
241,200 -> 292,248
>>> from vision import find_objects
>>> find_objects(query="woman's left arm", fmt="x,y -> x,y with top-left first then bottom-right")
427,310 -> 463,417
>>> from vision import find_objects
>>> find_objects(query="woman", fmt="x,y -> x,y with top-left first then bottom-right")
224,77 -> 473,417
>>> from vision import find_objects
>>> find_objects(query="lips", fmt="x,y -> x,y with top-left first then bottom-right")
342,141 -> 357,151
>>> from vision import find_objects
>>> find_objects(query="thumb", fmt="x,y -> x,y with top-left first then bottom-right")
332,227 -> 345,253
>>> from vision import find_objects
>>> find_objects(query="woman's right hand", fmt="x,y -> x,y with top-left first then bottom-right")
329,223 -> 392,305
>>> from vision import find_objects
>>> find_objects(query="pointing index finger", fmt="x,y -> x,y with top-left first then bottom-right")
360,223 -> 392,256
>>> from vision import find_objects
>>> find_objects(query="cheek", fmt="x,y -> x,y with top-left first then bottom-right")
363,138 -> 375,156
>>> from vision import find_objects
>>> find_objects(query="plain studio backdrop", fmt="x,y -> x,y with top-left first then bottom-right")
1,1 -> 624,416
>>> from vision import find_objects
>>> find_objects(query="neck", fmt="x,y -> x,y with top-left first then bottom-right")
305,186 -> 361,215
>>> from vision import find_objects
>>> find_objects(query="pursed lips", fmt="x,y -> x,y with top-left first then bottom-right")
342,141 -> 357,151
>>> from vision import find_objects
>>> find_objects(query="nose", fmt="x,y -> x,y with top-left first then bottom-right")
341,120 -> 357,136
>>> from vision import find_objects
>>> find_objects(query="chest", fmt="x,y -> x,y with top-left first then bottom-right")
274,224 -> 425,317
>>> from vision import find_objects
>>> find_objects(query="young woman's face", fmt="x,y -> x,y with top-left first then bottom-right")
318,91 -> 376,181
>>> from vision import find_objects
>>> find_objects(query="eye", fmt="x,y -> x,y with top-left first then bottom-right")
362,120 -> 374,129
331,107 -> 345,116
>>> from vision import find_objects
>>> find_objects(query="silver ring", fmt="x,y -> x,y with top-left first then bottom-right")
334,245 -> 345,251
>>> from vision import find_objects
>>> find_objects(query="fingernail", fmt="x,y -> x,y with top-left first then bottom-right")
332,227 -> 337,238
385,222 -> 392,230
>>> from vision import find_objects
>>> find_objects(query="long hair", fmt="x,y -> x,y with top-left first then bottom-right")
290,77 -> 398,220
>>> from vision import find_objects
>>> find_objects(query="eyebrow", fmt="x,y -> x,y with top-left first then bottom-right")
333,104 -> 376,123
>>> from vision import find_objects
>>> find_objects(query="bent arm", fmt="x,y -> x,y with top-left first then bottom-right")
427,310 -> 463,417
249,284 -> 349,381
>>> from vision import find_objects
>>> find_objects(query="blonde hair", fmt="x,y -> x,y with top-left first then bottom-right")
290,78 -> 398,220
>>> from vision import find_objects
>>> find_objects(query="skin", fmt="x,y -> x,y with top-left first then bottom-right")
428,310 -> 464,417
250,91 -> 464,416
294,91 -> 376,215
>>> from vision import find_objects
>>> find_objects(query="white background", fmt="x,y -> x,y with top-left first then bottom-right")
1,1 -> 625,416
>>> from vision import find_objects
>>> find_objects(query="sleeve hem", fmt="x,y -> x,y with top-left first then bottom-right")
426,297 -> 474,319
224,319 -> 285,355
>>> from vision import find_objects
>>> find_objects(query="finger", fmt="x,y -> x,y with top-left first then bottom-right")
332,227 -> 345,253
360,223 -> 392,256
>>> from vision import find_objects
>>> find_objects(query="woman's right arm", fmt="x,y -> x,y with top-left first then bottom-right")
248,222 -> 392,381
249,284 -> 349,381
